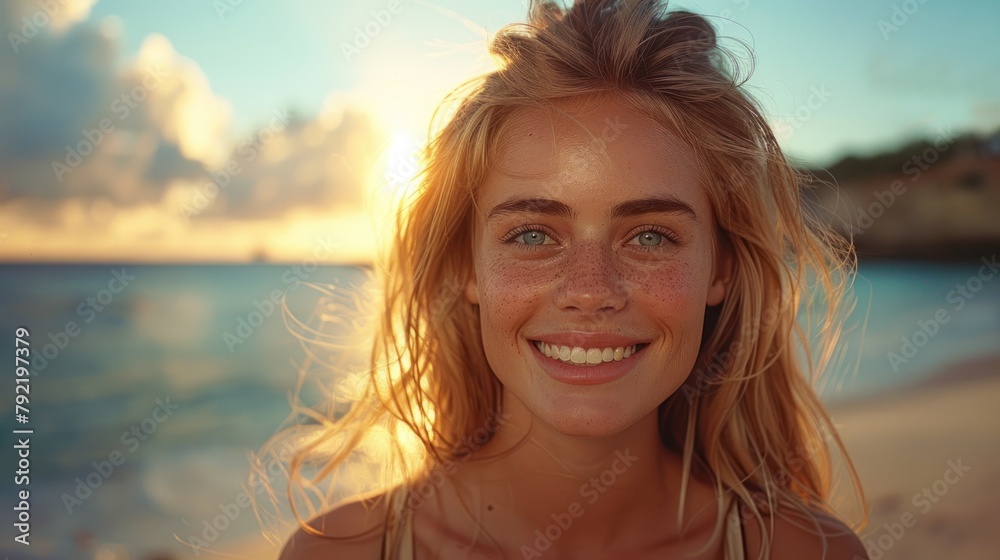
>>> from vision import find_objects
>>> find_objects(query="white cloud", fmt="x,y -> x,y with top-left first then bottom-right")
0,1 -> 387,263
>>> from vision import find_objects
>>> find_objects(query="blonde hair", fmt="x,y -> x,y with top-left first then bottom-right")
255,0 -> 867,556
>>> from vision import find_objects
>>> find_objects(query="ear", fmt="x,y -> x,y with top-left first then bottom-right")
464,267 -> 479,305
706,233 -> 734,307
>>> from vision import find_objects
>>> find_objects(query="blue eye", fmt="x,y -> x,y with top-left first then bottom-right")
635,231 -> 663,246
517,230 -> 548,245
626,227 -> 680,251
502,225 -> 556,249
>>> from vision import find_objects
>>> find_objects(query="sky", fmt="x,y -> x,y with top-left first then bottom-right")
1,0 -> 998,264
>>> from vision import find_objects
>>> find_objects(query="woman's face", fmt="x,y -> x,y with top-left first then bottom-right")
465,97 -> 731,437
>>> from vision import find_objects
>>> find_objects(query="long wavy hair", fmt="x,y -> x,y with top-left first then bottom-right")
254,0 -> 867,557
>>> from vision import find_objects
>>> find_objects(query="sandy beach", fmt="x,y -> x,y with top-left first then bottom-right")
832,353 -> 1000,560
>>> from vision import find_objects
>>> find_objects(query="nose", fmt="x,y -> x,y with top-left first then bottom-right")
553,240 -> 627,315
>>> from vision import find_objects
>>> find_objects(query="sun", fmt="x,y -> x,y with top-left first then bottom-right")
380,131 -> 424,205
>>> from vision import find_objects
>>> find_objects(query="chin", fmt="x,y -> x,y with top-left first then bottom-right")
532,400 -> 643,438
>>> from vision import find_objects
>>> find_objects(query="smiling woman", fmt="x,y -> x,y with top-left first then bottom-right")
470,99 -> 729,439
263,1 -> 868,559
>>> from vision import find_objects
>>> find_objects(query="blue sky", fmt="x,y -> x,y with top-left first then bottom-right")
88,0 -> 1000,164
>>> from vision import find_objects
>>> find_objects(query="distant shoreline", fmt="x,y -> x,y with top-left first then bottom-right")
850,241 -> 999,263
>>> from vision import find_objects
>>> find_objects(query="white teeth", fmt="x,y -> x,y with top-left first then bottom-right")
586,348 -> 602,364
535,341 -> 640,365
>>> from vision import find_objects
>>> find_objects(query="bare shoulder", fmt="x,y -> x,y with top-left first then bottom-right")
742,502 -> 867,560
278,491 -> 392,560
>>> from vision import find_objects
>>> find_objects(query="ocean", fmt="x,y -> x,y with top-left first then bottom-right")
0,260 -> 997,559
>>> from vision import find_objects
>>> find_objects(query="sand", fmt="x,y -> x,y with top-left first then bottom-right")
831,353 -> 1000,560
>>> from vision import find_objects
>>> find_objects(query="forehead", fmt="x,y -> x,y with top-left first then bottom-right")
480,98 -> 707,210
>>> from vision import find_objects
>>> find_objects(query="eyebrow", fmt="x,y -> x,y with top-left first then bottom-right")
486,195 -> 698,222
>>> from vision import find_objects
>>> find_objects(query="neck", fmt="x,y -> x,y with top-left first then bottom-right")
450,391 -> 706,555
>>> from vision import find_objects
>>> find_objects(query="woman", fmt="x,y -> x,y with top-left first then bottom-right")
268,0 -> 868,558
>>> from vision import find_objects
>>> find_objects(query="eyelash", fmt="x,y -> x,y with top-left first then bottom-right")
500,224 -> 681,252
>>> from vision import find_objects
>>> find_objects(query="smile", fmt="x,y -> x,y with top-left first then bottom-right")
531,340 -> 650,366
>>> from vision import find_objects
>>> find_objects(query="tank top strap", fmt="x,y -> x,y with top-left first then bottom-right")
380,484 -> 416,560
723,493 -> 747,560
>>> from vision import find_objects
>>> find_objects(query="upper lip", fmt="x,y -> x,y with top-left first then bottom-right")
527,332 -> 652,349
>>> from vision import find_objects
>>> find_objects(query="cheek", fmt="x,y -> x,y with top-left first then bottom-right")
473,248 -> 569,379
476,254 -> 535,356
620,257 -> 714,378
476,254 -> 555,334
618,245 -> 716,318
473,257 -> 547,385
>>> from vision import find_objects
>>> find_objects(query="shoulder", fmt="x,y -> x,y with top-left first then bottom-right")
741,502 -> 867,560
278,491 -> 394,560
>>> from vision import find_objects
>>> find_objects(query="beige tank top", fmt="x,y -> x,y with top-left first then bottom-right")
380,484 -> 747,559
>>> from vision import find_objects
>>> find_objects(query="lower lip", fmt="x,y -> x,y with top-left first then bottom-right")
529,340 -> 646,386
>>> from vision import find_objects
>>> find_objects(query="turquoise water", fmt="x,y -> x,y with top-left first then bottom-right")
0,261 -> 997,559
823,259 -> 1000,399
